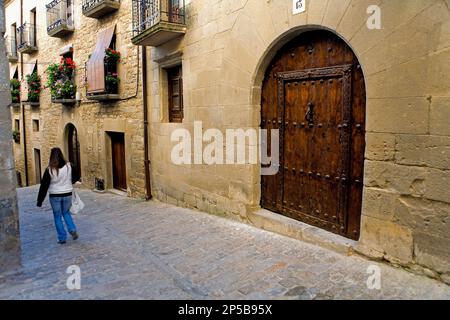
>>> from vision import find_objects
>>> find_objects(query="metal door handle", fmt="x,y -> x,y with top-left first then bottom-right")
305,102 -> 314,123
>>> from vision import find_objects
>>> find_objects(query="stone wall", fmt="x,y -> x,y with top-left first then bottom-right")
6,0 -> 146,198
5,0 -> 449,283
146,0 -> 450,282
0,0 -> 20,272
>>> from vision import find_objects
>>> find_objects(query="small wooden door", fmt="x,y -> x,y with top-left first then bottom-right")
111,132 -> 127,191
168,65 -> 183,123
261,30 -> 366,240
34,148 -> 41,183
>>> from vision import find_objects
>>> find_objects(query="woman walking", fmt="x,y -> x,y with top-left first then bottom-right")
37,147 -> 80,244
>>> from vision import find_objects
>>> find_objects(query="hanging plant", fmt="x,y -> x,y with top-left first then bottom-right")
105,72 -> 120,94
105,72 -> 120,85
46,57 -> 77,100
10,79 -> 20,103
105,48 -> 121,63
26,71 -> 42,103
12,130 -> 20,143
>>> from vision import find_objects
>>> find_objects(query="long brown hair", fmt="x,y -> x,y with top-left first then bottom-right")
48,147 -> 67,176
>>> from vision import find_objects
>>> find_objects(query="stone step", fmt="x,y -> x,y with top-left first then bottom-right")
247,209 -> 357,256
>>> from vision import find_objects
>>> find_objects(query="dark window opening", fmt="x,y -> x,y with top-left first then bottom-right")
33,119 -> 40,132
104,34 -> 119,94
63,50 -> 73,59
31,8 -> 37,47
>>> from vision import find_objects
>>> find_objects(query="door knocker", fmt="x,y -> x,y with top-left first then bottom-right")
305,102 -> 315,124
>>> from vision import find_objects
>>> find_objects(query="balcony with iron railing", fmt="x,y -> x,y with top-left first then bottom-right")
46,0 -> 75,38
82,0 -> 120,18
17,23 -> 38,54
6,37 -> 18,62
131,0 -> 186,47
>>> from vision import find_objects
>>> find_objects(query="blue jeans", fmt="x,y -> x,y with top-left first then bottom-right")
49,195 -> 77,241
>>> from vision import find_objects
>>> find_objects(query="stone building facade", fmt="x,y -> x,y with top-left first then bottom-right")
5,0 -> 146,198
134,0 -> 450,283
5,0 -> 450,283
1,0 -> 20,272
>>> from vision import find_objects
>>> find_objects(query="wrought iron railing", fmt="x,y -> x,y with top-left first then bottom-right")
132,0 -> 185,37
82,0 -> 120,13
46,0 -> 74,33
17,23 -> 37,50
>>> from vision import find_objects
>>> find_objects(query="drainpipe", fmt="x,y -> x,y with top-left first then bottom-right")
20,0 -> 29,186
142,46 -> 152,200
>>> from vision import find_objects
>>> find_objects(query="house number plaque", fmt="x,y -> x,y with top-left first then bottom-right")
293,0 -> 306,15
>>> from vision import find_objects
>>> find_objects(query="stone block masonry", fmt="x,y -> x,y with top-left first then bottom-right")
146,0 -> 450,283
5,0 -> 147,199
0,0 -> 20,272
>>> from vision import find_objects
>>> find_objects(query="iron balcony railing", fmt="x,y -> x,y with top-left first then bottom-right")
82,0 -> 120,12
17,23 -> 37,50
46,0 -> 74,33
132,0 -> 185,37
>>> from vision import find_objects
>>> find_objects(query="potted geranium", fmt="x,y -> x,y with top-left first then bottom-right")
26,71 -> 41,103
105,48 -> 121,63
46,57 -> 77,102
10,79 -> 20,104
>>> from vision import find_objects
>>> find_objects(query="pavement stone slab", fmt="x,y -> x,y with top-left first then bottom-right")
0,186 -> 449,300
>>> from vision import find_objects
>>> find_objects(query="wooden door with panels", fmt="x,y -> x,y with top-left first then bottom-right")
261,30 -> 366,240
110,132 -> 127,192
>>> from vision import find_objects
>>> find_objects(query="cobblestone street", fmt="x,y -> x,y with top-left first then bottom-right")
0,186 -> 449,300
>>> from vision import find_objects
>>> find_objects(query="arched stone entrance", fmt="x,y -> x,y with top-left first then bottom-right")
260,29 -> 366,240
65,123 -> 81,182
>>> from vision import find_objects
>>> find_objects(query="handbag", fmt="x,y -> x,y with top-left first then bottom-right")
70,190 -> 85,215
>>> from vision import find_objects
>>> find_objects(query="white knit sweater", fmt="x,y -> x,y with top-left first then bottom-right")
48,164 -> 74,195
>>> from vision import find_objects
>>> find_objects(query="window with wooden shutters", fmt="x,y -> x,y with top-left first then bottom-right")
167,65 -> 183,123
86,25 -> 116,95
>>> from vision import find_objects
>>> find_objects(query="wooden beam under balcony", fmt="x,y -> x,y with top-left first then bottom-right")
82,0 -> 120,19
131,21 -> 186,47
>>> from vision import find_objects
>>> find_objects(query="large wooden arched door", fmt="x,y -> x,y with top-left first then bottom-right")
261,30 -> 366,240
67,124 -> 81,182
